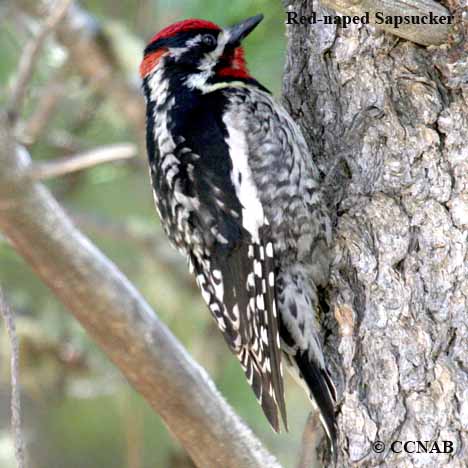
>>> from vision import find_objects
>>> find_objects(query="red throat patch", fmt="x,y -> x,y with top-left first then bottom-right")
217,47 -> 250,79
140,48 -> 167,79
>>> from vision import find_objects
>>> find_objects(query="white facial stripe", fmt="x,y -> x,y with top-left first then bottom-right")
168,47 -> 188,59
189,80 -> 249,94
184,31 -> 229,91
185,71 -> 213,90
199,31 -> 228,70
186,35 -> 203,47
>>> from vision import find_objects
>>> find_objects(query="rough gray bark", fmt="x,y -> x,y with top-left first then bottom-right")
282,1 -> 467,466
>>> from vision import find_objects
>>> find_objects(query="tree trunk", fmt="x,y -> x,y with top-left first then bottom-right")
282,1 -> 467,466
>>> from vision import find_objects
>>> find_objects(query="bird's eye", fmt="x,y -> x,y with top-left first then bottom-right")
202,34 -> 216,48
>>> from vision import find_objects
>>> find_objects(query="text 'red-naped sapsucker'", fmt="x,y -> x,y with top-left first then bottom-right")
140,14 -> 337,451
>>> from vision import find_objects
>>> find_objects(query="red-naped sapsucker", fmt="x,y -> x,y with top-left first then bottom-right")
140,14 -> 337,452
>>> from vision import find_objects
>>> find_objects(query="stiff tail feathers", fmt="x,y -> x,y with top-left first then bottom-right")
294,350 -> 337,454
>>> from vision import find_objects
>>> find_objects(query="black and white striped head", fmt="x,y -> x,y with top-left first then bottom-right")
140,15 -> 263,92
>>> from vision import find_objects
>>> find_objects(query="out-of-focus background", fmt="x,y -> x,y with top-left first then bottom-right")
0,1 -> 310,467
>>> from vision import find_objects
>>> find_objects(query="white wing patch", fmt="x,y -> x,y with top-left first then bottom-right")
223,112 -> 265,242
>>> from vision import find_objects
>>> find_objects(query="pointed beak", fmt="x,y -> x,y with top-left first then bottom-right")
226,14 -> 263,46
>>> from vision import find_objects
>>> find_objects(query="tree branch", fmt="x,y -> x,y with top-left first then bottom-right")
0,113 -> 281,468
0,287 -> 26,468
317,0 -> 452,46
27,143 -> 137,180
20,66 -> 68,145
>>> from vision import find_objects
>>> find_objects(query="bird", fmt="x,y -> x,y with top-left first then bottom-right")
140,13 -> 337,452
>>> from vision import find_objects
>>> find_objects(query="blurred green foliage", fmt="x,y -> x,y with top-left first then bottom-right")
0,1 -> 312,467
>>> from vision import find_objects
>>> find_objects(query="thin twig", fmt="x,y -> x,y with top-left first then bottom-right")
7,0 -> 72,122
20,66 -> 69,145
0,287 -> 26,468
14,0 -> 146,145
27,143 -> 137,180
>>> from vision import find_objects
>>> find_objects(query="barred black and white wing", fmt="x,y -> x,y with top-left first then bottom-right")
178,102 -> 287,431
191,222 -> 286,431
246,230 -> 286,431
